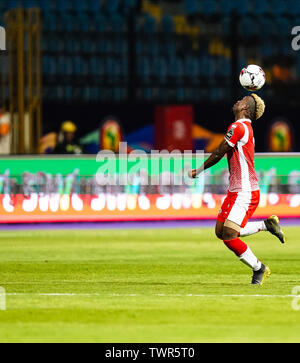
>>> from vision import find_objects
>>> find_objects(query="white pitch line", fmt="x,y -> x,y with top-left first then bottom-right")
5,293 -> 299,298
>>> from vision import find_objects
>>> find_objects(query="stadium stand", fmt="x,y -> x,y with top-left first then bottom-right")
0,0 -> 299,104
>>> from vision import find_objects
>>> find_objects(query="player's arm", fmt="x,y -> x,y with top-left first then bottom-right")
188,140 -> 232,178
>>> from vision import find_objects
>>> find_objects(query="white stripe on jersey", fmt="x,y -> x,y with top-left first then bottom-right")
237,122 -> 251,192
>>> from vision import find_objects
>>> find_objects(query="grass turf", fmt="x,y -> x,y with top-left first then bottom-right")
0,226 -> 300,342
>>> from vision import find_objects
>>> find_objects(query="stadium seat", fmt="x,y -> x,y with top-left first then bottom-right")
161,14 -> 174,33
269,0 -> 287,16
185,0 -> 200,15
73,0 -> 88,12
106,0 -> 120,14
252,0 -> 268,16
238,15 -> 258,37
87,0 -> 101,13
122,0 -> 138,14
276,16 -> 292,36
184,55 -> 200,82
110,14 -> 125,32
137,56 -> 151,82
43,12 -> 57,31
259,17 -> 278,36
219,0 -> 234,16
55,0 -> 72,12
286,0 -> 300,15
93,13 -> 109,32
199,0 -> 218,17
143,14 -> 157,33
1,0 -> 298,105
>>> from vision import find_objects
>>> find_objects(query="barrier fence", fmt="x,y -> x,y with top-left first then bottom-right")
0,153 -> 299,223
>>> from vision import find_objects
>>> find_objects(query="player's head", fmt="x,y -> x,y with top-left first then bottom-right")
61,121 -> 77,142
233,94 -> 265,121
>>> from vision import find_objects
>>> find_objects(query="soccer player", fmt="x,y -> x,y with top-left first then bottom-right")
189,94 -> 285,285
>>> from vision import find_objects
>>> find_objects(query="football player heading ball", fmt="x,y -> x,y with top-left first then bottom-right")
189,94 -> 285,285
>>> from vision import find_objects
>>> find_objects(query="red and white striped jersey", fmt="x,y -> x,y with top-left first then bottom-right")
224,118 -> 259,193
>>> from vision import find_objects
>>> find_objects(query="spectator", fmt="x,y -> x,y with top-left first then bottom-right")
53,121 -> 82,155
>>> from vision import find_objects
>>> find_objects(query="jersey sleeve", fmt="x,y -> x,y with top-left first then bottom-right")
224,123 -> 245,147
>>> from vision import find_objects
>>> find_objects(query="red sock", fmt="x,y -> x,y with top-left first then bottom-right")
223,238 -> 248,257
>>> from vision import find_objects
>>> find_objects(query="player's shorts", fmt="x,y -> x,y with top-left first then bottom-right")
217,190 -> 260,228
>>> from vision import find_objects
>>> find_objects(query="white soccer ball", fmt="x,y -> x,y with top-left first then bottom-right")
239,64 -> 266,91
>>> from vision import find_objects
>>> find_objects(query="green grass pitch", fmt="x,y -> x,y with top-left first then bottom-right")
0,226 -> 300,343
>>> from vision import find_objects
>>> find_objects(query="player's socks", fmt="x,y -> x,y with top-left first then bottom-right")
223,238 -> 261,271
239,246 -> 262,271
239,221 -> 267,237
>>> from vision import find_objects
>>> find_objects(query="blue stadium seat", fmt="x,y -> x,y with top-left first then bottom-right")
286,0 -> 300,15
43,12 -> 57,31
161,15 -> 174,33
217,56 -> 230,78
56,55 -> 66,75
269,0 -> 287,16
238,15 -> 258,37
143,14 -> 157,33
119,58 -> 127,79
73,0 -> 88,12
169,57 -> 184,81
148,40 -> 160,56
121,0 -> 137,15
185,0 -> 200,15
177,87 -> 185,101
200,56 -> 215,78
22,0 -> 39,8
258,17 -> 278,36
93,13 -> 109,32
164,41 -> 176,56
199,0 -> 218,16
88,57 -> 104,77
7,0 -> 22,9
221,16 -> 231,37
85,0 -> 101,12
114,36 -> 128,55
276,16 -> 292,35
38,0 -> 55,11
135,39 -> 143,55
110,14 -> 125,32
137,56 -> 151,82
252,0 -> 268,16
219,0 -> 234,16
184,55 -> 200,81
261,43 -> 273,57
234,0 -> 251,15
105,57 -> 116,79
106,0 -> 120,14
60,13 -> 78,32
73,56 -> 83,75
47,56 -> 57,76
153,57 -> 167,81
55,0 -> 72,12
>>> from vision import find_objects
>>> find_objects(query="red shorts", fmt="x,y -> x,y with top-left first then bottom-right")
217,190 -> 260,228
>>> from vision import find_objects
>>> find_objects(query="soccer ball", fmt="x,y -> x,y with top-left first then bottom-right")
239,64 -> 266,91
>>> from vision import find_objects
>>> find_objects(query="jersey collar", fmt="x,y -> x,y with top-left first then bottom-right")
236,118 -> 252,123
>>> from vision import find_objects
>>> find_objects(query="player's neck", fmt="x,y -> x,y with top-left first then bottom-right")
234,112 -> 250,122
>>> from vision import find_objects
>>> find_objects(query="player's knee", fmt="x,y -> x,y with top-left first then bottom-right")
215,229 -> 223,240
215,223 -> 224,240
222,226 -> 239,241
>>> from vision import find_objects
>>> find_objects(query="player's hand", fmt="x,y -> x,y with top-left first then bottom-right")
188,169 -> 198,179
